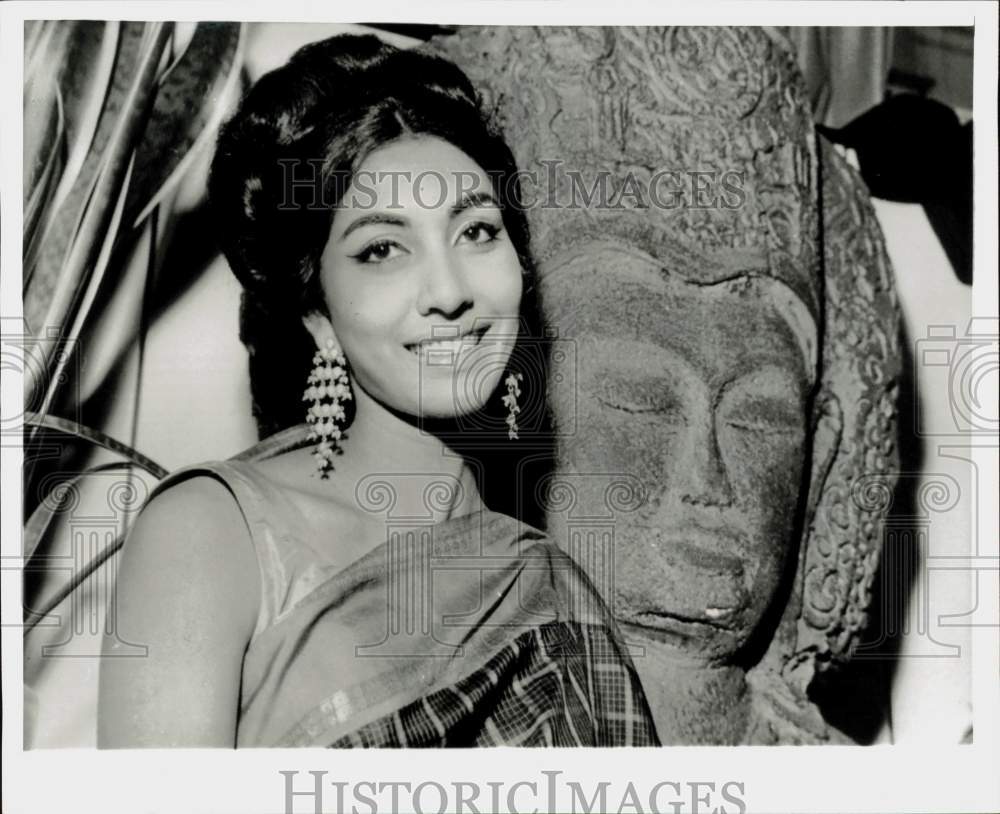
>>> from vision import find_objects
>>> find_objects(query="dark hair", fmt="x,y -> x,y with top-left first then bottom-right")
209,34 -> 537,439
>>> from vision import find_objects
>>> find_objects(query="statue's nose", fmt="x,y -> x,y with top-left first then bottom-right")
675,415 -> 735,509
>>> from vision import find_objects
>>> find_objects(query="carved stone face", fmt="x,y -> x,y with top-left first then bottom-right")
543,248 -> 812,662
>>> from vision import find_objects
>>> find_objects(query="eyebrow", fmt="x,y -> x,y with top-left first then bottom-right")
340,212 -> 408,240
338,190 -> 501,240
451,190 -> 501,216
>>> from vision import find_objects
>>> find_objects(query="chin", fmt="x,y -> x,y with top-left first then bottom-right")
417,372 -> 506,419
616,616 -> 751,663
417,391 -> 493,422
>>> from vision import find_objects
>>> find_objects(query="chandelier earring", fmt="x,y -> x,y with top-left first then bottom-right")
502,371 -> 523,440
303,338 -> 352,477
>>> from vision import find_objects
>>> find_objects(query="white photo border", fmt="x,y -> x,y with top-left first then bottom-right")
2,3 -> 997,813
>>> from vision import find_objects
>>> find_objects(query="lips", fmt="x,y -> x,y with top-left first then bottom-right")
619,601 -> 742,638
634,522 -> 747,570
404,325 -> 490,362
619,611 -> 735,642
611,521 -> 751,632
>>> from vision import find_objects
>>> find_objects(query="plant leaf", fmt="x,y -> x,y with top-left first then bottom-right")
23,21 -> 149,336
23,460 -> 147,564
21,415 -> 167,634
127,22 -> 245,228
22,24 -> 66,210
24,530 -> 122,633
47,22 -> 122,219
24,22 -> 174,414
23,83 -> 65,274
24,411 -> 168,478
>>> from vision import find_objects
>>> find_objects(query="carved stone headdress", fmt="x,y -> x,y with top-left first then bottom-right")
427,26 -> 901,740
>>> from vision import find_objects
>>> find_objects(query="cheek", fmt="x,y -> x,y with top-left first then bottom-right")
473,249 -> 523,313
725,431 -> 806,504
325,272 -> 412,345
726,431 -> 806,563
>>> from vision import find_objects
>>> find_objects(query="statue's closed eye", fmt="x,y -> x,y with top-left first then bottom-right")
722,399 -> 803,436
594,378 -> 686,424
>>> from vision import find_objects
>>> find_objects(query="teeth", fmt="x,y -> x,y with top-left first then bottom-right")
407,330 -> 484,363
420,339 -> 465,353
704,607 -> 732,620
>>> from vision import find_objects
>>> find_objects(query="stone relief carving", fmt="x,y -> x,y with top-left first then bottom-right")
427,26 -> 901,743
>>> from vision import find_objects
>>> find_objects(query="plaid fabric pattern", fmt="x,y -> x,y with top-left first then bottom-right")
330,621 -> 659,747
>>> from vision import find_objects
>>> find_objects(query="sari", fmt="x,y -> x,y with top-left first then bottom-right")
144,451 -> 659,748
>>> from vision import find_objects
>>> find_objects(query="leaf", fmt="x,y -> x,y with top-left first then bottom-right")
22,82 -> 65,273
23,21 -> 150,335
24,22 -> 175,415
24,23 -> 120,293
23,460 -> 147,564
21,413 -> 168,634
126,22 -> 245,228
23,20 -> 47,69
48,23 -> 122,219
22,23 -> 66,210
29,150 -> 138,436
23,411 -> 168,478
24,531 -> 121,633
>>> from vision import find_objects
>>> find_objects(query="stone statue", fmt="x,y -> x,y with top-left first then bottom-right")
427,27 -> 901,743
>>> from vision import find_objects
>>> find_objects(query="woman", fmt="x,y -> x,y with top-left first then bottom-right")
98,33 -> 657,748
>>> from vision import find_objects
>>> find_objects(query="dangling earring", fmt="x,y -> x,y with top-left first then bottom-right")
502,372 -> 523,440
303,338 -> 352,476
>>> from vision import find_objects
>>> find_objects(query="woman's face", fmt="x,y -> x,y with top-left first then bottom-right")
316,135 -> 523,420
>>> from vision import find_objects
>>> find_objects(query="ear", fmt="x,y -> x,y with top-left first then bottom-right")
752,388 -> 844,697
804,390 -> 843,525
301,311 -> 339,351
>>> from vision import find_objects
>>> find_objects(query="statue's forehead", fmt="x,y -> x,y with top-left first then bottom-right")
538,244 -> 816,382
430,24 -> 822,320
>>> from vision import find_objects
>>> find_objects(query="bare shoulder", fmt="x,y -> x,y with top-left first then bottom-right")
99,473 -> 261,746
136,474 -> 249,537
113,474 -> 261,647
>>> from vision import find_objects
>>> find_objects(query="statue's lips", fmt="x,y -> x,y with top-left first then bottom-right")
614,523 -> 750,633
623,611 -> 736,639
668,538 -> 744,575
642,523 -> 748,574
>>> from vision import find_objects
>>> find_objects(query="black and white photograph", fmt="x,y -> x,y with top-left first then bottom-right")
2,3 -> 998,813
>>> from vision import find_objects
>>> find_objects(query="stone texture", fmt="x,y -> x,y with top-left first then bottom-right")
426,26 -> 901,744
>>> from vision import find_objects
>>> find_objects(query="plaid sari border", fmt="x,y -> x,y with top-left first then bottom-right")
329,621 -> 659,747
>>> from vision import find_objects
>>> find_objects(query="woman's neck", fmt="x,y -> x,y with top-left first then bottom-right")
335,384 -> 484,521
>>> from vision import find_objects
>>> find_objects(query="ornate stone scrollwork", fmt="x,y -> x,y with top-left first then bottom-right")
427,26 -> 901,744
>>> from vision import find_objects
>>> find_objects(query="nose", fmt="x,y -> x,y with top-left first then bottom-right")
416,248 -> 474,319
678,415 -> 735,508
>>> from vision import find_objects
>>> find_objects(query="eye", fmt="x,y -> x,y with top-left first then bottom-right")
595,381 -> 685,423
722,405 -> 803,436
458,220 -> 502,245
726,419 -> 784,434
718,370 -> 806,437
351,239 -> 407,264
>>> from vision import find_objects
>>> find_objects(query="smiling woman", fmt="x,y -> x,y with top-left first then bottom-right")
96,33 -> 658,748
315,137 -> 522,422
